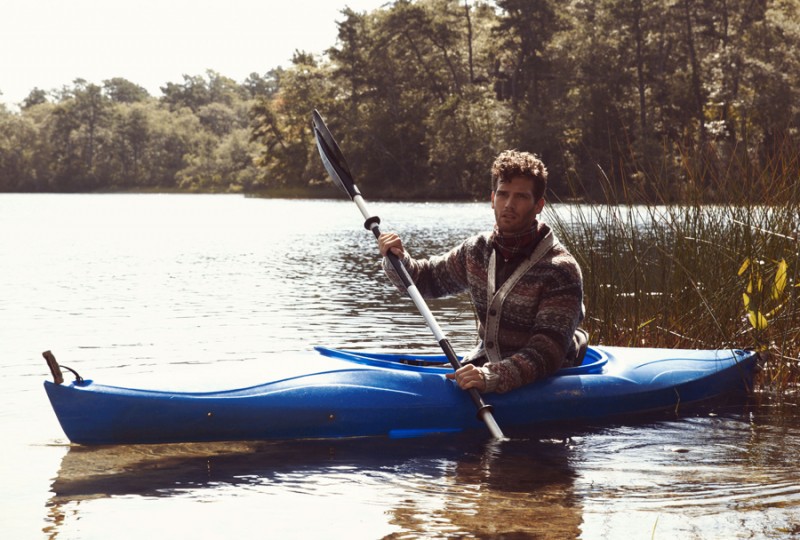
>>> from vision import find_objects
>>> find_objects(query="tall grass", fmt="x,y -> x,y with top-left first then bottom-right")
550,143 -> 800,393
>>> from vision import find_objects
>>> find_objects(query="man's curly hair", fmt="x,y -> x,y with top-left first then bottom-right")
490,150 -> 548,200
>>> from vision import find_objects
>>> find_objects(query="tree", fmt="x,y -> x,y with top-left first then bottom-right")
250,51 -> 337,190
146,106 -> 208,188
0,108 -> 40,190
34,79 -> 113,191
242,70 -> 283,98
103,78 -> 150,103
425,89 -> 505,198
492,0 -> 563,164
177,128 -> 259,191
22,88 -> 48,110
102,103 -> 151,187
197,102 -> 239,137
737,1 -> 800,166
328,7 -> 373,112
326,0 -> 493,196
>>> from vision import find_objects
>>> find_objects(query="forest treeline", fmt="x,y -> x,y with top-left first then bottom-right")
1,0 -> 799,202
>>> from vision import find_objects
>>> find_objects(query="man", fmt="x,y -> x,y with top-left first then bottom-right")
378,150 -> 585,394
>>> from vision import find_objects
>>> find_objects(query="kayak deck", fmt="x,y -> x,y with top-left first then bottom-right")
43,346 -> 757,445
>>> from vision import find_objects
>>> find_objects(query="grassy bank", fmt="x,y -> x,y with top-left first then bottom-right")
550,159 -> 800,394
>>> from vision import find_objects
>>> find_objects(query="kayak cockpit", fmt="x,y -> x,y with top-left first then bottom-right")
314,346 -> 609,375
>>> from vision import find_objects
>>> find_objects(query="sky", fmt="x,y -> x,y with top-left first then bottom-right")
0,0 -> 390,108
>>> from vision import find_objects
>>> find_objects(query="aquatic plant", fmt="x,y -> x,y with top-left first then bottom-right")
550,145 -> 800,393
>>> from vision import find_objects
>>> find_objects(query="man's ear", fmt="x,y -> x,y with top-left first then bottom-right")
535,197 -> 545,214
490,191 -> 495,209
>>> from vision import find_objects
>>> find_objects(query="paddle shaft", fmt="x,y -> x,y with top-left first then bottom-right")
311,110 -> 504,439
353,195 -> 505,439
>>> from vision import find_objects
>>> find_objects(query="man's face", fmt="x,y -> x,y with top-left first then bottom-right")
491,175 -> 545,234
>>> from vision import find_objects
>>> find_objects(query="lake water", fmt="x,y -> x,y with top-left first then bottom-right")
1,194 -> 798,539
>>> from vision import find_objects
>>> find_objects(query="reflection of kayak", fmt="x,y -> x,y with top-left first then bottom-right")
43,346 -> 757,445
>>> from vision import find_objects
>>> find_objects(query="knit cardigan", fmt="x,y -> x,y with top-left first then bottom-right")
383,223 -> 584,393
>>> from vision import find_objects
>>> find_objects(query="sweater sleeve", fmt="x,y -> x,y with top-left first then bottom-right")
381,241 -> 472,299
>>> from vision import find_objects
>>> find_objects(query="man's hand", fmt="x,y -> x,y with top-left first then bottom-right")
446,364 -> 487,392
377,232 -> 405,258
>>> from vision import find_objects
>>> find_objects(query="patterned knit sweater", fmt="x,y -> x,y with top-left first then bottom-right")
383,222 -> 584,393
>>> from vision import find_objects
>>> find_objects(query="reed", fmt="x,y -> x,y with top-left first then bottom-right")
551,143 -> 800,393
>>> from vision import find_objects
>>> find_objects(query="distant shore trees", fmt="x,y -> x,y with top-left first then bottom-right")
1,0 -> 798,203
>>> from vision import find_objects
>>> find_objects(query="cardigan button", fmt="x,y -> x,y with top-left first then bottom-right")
487,341 -> 495,349
489,309 -> 497,316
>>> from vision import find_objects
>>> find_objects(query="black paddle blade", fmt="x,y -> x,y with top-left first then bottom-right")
314,128 -> 351,197
311,110 -> 352,177
312,110 -> 359,200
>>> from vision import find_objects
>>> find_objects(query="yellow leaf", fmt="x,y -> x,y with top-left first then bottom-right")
637,317 -> 656,330
747,310 -> 768,331
737,258 -> 751,276
772,258 -> 788,300
742,292 -> 750,310
747,278 -> 753,294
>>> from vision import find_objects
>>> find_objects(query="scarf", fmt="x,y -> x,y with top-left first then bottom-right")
490,221 -> 540,261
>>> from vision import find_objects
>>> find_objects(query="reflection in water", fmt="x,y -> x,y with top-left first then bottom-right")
384,439 -> 582,538
46,434 -> 582,539
45,404 -> 800,539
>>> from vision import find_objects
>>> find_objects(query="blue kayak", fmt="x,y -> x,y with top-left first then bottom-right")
43,345 -> 757,445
